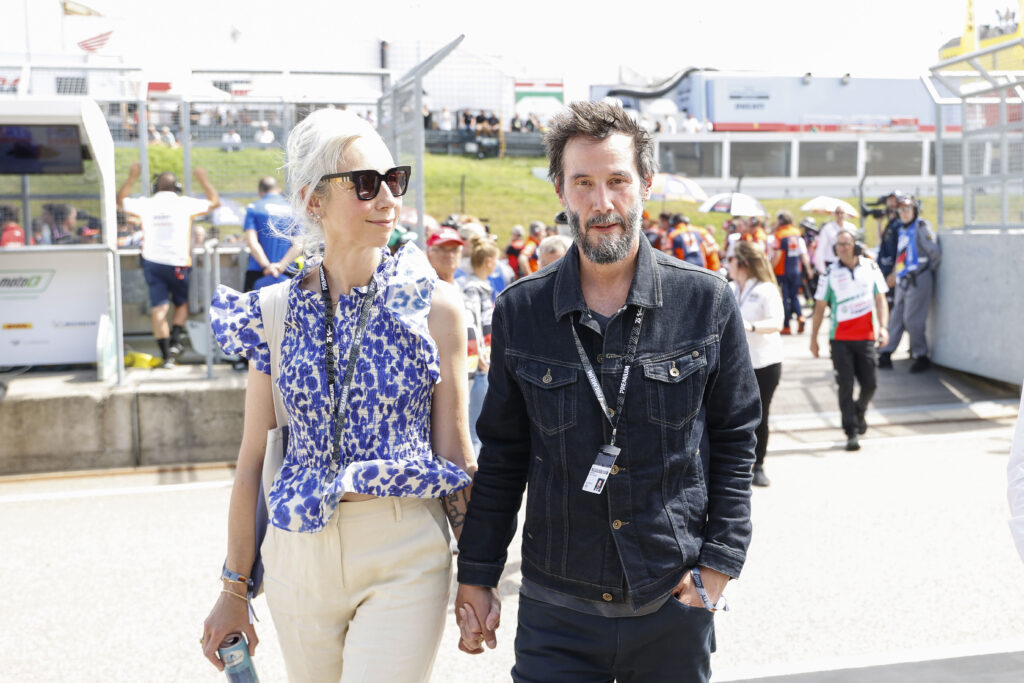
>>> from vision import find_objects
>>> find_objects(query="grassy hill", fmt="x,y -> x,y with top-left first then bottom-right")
1,146 -> 957,248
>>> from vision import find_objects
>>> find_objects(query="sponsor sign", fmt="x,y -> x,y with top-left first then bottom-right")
0,252 -> 108,365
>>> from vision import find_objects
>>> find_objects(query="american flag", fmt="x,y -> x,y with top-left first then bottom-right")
77,31 -> 112,53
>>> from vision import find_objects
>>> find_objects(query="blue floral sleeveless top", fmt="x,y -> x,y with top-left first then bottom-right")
210,243 -> 471,533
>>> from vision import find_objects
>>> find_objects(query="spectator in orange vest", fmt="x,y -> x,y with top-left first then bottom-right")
694,224 -> 721,272
740,216 -> 767,250
517,220 -> 544,276
770,211 -> 812,334
664,214 -> 705,267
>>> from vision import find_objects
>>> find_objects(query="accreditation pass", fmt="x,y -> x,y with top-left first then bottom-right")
583,444 -> 621,494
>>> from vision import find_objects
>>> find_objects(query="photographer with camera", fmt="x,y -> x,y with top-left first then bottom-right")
877,194 -> 941,373
864,191 -> 902,309
118,162 -> 220,368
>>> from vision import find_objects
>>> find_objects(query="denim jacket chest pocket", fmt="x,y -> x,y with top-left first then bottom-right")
516,358 -> 578,435
643,348 -> 707,429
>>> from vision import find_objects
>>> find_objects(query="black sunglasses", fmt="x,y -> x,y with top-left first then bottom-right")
320,165 -> 411,201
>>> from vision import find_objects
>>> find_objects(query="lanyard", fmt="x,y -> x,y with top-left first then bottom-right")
318,259 -> 379,479
736,280 -> 756,309
569,306 -> 645,447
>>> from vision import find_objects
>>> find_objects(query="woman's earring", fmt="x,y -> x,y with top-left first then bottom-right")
308,210 -> 322,223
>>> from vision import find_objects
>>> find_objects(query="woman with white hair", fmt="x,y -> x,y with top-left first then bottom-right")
201,108 -> 475,681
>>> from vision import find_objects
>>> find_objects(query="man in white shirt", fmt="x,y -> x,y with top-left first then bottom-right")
254,122 -> 275,145
438,107 -> 455,132
812,206 -> 857,276
220,128 -> 242,152
684,111 -> 702,134
118,162 -> 220,367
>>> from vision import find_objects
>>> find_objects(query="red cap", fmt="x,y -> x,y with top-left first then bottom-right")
426,227 -> 465,247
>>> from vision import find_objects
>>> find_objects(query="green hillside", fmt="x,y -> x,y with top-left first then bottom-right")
0,146 -> 959,248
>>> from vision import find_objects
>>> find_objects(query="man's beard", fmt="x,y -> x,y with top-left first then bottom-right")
567,205 -> 641,264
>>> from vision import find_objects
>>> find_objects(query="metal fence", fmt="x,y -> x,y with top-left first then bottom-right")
925,38 -> 1024,230
2,51 -> 464,373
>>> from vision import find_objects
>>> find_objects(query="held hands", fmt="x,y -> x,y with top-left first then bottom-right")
201,588 -> 259,671
262,262 -> 283,278
455,584 -> 501,654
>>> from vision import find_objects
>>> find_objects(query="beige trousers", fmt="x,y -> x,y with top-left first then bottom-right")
261,497 -> 453,683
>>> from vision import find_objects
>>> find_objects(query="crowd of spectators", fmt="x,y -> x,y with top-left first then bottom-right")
423,105 -> 717,136
423,108 -> 545,134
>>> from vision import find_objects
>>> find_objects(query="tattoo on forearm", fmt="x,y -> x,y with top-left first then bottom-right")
443,487 -> 470,531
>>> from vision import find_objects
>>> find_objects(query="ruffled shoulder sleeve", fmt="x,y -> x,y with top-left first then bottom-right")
210,285 -> 271,374
382,243 -> 440,382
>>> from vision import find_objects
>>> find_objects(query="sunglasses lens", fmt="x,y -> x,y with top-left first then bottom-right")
352,171 -> 381,201
386,167 -> 409,197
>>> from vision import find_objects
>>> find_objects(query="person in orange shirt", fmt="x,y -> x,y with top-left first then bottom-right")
770,211 -> 812,334
664,214 -> 705,267
740,216 -> 767,250
505,225 -> 526,279
517,220 -> 544,276
694,223 -> 721,272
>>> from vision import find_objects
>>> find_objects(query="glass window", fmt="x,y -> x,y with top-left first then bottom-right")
658,142 -> 722,177
865,141 -> 922,176
798,142 -> 857,177
731,142 -> 790,177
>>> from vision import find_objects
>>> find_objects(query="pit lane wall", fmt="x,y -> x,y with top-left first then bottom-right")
0,372 -> 246,476
930,230 -> 1024,386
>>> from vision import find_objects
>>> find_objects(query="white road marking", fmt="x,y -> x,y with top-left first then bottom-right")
0,479 -> 233,503
768,424 -> 1011,454
715,638 -> 1024,681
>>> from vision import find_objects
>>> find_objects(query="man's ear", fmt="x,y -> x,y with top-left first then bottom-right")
640,176 -> 653,201
554,179 -> 567,207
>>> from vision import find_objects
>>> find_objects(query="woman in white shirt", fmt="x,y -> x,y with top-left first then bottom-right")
729,241 -> 785,487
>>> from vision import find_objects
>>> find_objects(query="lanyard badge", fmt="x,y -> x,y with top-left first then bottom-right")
571,306 -> 645,495
582,444 -> 620,494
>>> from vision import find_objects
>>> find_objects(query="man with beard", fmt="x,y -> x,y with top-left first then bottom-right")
453,101 -> 760,682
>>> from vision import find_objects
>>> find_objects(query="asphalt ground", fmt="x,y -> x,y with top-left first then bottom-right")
1,328 -> 1022,681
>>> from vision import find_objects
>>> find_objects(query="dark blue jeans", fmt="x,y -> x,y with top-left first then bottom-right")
511,594 -> 715,683
781,271 -> 803,325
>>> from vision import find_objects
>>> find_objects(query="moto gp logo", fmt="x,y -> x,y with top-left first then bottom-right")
0,269 -> 55,296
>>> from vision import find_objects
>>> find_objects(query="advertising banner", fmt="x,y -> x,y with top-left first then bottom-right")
0,249 -> 110,365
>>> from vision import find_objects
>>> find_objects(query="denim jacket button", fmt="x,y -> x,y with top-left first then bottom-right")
610,465 -> 620,475
596,353 -> 603,364
612,519 -> 623,530
691,350 -> 700,359
602,593 -> 614,602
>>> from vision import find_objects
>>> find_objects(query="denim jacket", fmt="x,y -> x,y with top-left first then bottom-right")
457,237 -> 760,608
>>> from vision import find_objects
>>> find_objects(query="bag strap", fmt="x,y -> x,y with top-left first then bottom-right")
258,280 -> 291,428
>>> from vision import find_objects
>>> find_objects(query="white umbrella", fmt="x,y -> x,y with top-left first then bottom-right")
649,173 -> 708,203
698,192 -> 766,217
801,196 -> 859,218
